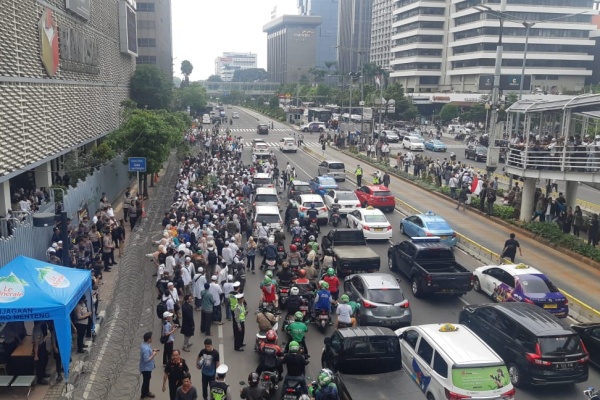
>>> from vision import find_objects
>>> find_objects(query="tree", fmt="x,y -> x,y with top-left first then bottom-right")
130,65 -> 172,110
207,75 -> 223,82
173,76 -> 182,88
174,84 -> 208,116
324,61 -> 337,72
308,66 -> 327,84
439,104 -> 460,123
180,60 -> 194,87
299,74 -> 310,85
269,96 -> 279,109
463,103 -> 487,123
232,68 -> 268,82
362,62 -> 381,85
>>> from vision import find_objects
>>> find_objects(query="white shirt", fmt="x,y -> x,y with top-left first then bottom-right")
208,282 -> 223,306
181,265 -> 192,286
221,247 -> 234,265
169,287 -> 179,303
164,295 -> 175,312
223,282 -> 234,296
165,256 -> 176,276
336,304 -> 353,324
192,274 -> 207,298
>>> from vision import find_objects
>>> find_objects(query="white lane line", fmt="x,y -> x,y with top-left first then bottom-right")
219,343 -> 225,365
218,324 -> 223,339
458,296 -> 470,306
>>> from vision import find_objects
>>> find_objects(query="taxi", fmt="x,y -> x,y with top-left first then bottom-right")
473,263 -> 568,318
279,137 -> 298,153
400,211 -> 457,247
346,206 -> 392,241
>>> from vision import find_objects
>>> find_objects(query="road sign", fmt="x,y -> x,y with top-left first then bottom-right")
128,157 -> 147,172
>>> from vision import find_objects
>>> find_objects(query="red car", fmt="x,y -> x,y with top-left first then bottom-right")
354,185 -> 395,212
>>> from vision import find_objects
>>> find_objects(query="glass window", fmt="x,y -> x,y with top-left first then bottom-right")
137,38 -> 156,47
319,177 -> 337,186
452,366 -> 511,390
539,335 -> 583,356
520,275 -> 559,294
373,191 -> 392,197
404,329 -> 419,349
335,192 -> 357,201
255,214 -> 280,224
302,201 -> 324,208
432,352 -> 448,377
417,339 -> 434,364
424,221 -> 451,230
327,163 -> 345,170
136,2 -> 155,12
254,194 -> 278,203
495,314 -> 516,334
415,248 -> 454,260
364,214 -> 388,223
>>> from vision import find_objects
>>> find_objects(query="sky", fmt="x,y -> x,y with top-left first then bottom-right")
171,0 -> 297,81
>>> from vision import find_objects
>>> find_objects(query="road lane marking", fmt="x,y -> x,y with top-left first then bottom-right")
219,343 -> 225,365
218,324 -> 223,339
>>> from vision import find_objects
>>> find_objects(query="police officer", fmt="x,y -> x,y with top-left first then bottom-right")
355,164 -> 363,186
209,364 -> 233,400
233,293 -> 246,351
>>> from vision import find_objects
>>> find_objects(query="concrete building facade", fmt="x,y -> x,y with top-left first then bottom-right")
263,15 -> 322,84
297,0 -> 339,69
214,52 -> 258,82
0,0 -> 136,214
135,0 -> 173,79
337,0 -> 372,74
389,0 -> 597,93
370,0 -> 394,69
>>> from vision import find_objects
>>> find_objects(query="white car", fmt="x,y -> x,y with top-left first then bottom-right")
346,206 -> 392,240
279,137 -> 298,153
290,194 -> 328,223
252,142 -> 271,157
402,136 -> 425,151
232,112 -> 239,119
202,114 -> 211,124
300,122 -> 326,132
323,189 -> 361,215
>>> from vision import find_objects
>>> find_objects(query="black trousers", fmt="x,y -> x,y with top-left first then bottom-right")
201,373 -> 215,400
35,342 -> 48,379
163,341 -> 173,365
356,175 -> 362,186
76,323 -> 87,351
233,321 -> 245,349
201,311 -> 212,335
141,370 -> 152,397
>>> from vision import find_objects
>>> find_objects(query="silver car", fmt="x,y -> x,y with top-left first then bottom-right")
343,273 -> 412,329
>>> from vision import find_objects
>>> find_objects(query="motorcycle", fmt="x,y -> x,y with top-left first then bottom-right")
308,218 -> 320,233
314,309 -> 331,333
291,235 -> 304,249
277,244 -> 287,264
255,321 -> 279,352
584,387 -> 600,400
281,375 -> 309,400
259,370 -> 279,396
329,212 -> 341,227
454,133 -> 466,141
278,284 -> 291,309
262,258 -> 277,273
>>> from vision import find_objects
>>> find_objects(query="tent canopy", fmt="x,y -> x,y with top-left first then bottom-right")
0,256 -> 92,378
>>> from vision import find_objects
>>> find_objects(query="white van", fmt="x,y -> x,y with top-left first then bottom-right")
253,205 -> 283,231
396,323 -> 515,400
448,124 -> 470,134
279,137 -> 298,153
253,187 -> 279,212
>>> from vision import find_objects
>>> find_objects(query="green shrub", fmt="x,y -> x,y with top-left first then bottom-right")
494,204 -> 515,220
496,188 -> 505,198
521,222 -> 600,262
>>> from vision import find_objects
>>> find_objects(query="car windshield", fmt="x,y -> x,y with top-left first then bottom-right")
373,191 -> 392,197
302,201 -> 324,208
254,194 -> 278,203
539,335 -> 583,356
476,147 -> 486,152
425,221 -> 452,231
335,192 -> 357,200
520,275 -> 559,294
409,138 -> 420,143
319,177 -> 337,186
254,178 -> 272,186
293,184 -> 311,192
258,125 -> 268,129
367,288 -> 404,304
328,163 -> 345,170
364,215 -> 387,223
256,214 -> 280,224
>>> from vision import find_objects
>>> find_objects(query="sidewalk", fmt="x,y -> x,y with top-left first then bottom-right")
308,143 -> 600,308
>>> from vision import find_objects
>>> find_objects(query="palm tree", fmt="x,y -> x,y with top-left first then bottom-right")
308,66 -> 326,85
180,60 -> 193,87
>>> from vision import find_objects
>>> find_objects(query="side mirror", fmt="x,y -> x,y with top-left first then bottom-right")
324,337 -> 331,346
334,198 -> 338,203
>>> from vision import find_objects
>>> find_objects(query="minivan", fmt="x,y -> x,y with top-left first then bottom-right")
317,160 -> 346,181
253,205 -> 283,231
252,173 -> 274,188
396,323 -> 515,400
253,188 -> 279,212
459,302 -> 589,387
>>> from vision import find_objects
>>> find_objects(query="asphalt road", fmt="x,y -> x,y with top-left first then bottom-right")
147,107 -> 599,400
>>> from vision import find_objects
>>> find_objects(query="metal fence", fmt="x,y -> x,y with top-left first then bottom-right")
0,213 -> 53,266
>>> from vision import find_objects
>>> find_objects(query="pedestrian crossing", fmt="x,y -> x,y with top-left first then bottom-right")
251,141 -> 322,148
228,128 -> 292,132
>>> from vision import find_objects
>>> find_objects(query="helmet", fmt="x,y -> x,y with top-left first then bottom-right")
268,236 -> 274,244
265,270 -> 273,278
266,330 -> 277,343
248,372 -> 259,387
294,220 -> 300,226
262,220 -> 267,226
310,203 -> 316,208
309,235 -> 315,241
340,294 -> 350,303
320,281 -> 329,289
294,311 -> 304,321
327,268 -> 335,276
262,302 -> 269,309
334,198 -> 339,204
289,341 -> 300,353
298,269 -> 306,277
289,244 -> 297,252
263,277 -> 272,285
318,372 -> 332,386
290,287 -> 300,296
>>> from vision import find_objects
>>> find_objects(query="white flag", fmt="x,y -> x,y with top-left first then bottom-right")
375,75 -> 381,88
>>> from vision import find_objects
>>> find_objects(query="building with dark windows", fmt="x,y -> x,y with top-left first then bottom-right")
337,0 -> 372,74
297,0 -> 339,69
389,0 -> 597,93
135,0 -> 173,78
370,0 -> 394,69
263,15 -> 322,84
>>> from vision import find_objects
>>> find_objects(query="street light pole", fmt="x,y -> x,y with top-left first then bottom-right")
514,21 -> 534,137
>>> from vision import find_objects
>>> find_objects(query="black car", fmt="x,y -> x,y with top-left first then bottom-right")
287,180 -> 312,198
571,323 -> 600,368
257,124 -> 269,135
465,144 -> 487,162
459,302 -> 589,387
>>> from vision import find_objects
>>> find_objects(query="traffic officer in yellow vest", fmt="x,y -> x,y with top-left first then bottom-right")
209,364 -> 232,400
355,164 -> 363,186
233,293 -> 246,351
372,170 -> 380,185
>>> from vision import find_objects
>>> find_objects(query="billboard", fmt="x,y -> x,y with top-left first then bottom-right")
118,1 -> 138,56
478,75 -> 531,91
65,0 -> 91,20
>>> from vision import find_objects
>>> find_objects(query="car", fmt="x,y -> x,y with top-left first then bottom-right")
227,105 -> 232,109
279,137 -> 298,153
354,185 -> 395,212
465,144 -> 487,162
379,130 -> 400,143
402,136 -> 425,151
323,189 -> 361,215
287,180 -> 312,198
344,273 -> 411,328
252,172 -> 274,188
232,112 -> 239,118
400,211 -> 457,247
424,139 -> 447,152
317,160 -> 346,181
252,141 -> 271,158
406,132 -> 425,142
472,263 -> 569,318
301,121 -> 325,132
202,114 -> 211,124
257,124 -> 269,134
346,207 -> 393,240
252,187 -> 279,213
571,323 -> 600,368
290,194 -> 328,222
309,176 -> 339,196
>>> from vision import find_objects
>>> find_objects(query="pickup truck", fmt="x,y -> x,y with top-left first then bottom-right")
321,327 -> 424,400
387,238 -> 473,298
321,229 -> 380,277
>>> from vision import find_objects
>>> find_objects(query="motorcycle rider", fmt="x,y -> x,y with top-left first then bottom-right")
240,372 -> 269,400
306,203 -> 319,223
328,199 -> 341,225
264,270 -> 278,288
335,294 -> 356,328
290,220 -> 304,240
286,287 -> 304,320
255,330 -> 283,378
256,220 -> 270,251
320,249 -> 334,271
273,228 -> 286,249
260,277 -> 278,308
281,341 -> 309,395
305,235 -> 319,254
313,281 -> 332,322
276,262 -> 294,286
323,268 -> 340,301
256,302 -> 279,333
261,237 -> 277,271
287,244 -> 302,271
285,311 -> 309,355
310,371 -> 339,400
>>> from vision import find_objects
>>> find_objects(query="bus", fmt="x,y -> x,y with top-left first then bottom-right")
307,108 -> 333,123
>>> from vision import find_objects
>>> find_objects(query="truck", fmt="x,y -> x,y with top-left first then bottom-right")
321,327 -> 424,400
321,229 -> 380,277
387,237 -> 473,298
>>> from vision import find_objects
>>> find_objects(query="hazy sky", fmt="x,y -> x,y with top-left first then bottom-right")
172,0 -> 297,80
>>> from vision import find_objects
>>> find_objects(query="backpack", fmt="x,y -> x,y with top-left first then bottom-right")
207,249 -> 218,265
156,299 -> 168,319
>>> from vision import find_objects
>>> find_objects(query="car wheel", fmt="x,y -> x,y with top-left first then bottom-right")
427,394 -> 435,400
508,362 -> 523,388
476,156 -> 480,162
346,218 -> 350,228
303,128 -> 308,132
411,277 -> 423,298
473,277 -> 481,292
400,223 -> 405,235
388,256 -> 395,271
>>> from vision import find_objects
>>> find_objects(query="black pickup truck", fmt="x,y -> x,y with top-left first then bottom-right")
321,229 -> 380,277
388,238 -> 473,298
321,327 -> 423,400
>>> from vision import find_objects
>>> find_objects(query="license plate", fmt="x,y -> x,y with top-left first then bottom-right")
320,315 -> 328,319
439,235 -> 448,240
381,319 -> 395,325
543,304 -> 558,309
374,228 -> 384,232
284,395 -> 298,400
555,362 -> 574,369
345,205 -> 352,208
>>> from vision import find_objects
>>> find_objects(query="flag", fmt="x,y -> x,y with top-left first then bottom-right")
375,75 -> 381,88
470,174 -> 479,195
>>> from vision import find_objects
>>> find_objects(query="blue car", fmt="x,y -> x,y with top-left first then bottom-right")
425,139 -> 447,152
309,176 -> 338,196
400,211 -> 457,247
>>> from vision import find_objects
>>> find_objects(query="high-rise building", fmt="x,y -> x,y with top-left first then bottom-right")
263,15 -> 322,84
214,53 -> 258,82
370,0 -> 394,69
389,0 -> 597,93
298,0 -> 339,69
337,0 -> 373,74
136,0 -> 173,79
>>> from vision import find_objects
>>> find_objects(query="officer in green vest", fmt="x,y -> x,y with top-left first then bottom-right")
233,293 -> 246,351
209,364 -> 232,400
355,164 -> 363,186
